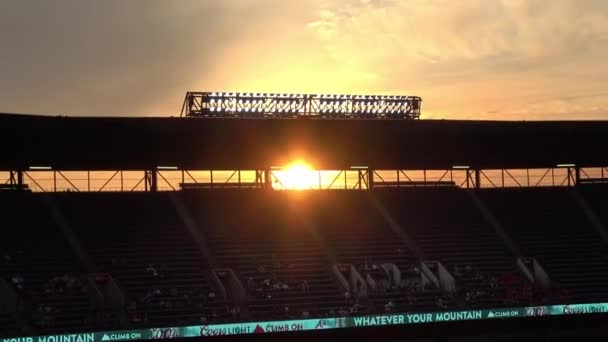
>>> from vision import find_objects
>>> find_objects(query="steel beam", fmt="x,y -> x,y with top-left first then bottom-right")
181,92 -> 422,119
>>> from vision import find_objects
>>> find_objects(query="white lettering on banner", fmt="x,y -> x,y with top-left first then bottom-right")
200,325 -> 253,336
488,310 -> 519,318
38,334 -> 94,342
100,333 -> 141,341
150,328 -> 177,340
406,313 -> 433,324
3,338 -> 34,342
434,311 -> 482,322
526,307 -> 548,317
264,323 -> 304,333
353,315 -> 406,326
563,305 -> 607,315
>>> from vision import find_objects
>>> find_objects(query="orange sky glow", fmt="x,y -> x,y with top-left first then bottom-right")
0,0 -> 607,120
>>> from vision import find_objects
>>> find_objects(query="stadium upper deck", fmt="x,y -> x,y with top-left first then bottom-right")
0,113 -> 607,171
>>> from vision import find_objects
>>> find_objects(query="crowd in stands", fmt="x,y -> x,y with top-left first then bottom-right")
1,187 -> 605,338
119,262 -> 231,326
248,255 -> 302,299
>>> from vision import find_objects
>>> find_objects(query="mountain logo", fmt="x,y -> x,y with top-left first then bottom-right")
487,312 -> 495,318
101,334 -> 111,341
254,324 -> 265,333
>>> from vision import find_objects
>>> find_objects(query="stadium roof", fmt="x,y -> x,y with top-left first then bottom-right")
1,113 -> 607,171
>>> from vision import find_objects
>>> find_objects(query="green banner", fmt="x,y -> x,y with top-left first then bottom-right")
3,302 -> 607,342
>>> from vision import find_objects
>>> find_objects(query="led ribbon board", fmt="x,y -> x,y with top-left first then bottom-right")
3,302 -> 607,342
181,92 -> 422,119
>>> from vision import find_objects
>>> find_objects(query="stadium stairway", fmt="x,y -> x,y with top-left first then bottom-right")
375,189 -> 520,308
313,193 -> 433,312
0,194 -> 92,335
478,187 -> 608,304
0,313 -> 18,338
187,191 -> 346,321
58,193 -> 230,327
3,187 -> 608,336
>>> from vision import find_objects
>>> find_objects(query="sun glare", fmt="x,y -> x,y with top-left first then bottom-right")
274,161 -> 318,190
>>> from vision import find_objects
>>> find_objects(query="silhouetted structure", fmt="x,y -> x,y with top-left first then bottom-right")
1,103 -> 608,340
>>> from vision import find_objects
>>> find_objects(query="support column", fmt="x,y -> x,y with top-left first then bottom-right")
575,167 -> 580,186
255,170 -> 264,187
264,168 -> 272,190
11,170 -> 24,190
475,169 -> 481,189
144,170 -> 158,192
151,170 -> 158,192
369,169 -> 375,189
144,171 -> 149,192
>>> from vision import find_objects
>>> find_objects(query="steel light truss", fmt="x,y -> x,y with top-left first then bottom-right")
4,166 -> 606,192
181,92 -> 422,119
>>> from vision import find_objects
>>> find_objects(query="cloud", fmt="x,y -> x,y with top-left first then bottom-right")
0,0 -> 607,119
0,0 -> 308,116
306,0 -> 608,119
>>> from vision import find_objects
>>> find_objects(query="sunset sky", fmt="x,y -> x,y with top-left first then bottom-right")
1,0 -> 607,120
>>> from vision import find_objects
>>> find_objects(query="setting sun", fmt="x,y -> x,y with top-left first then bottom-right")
273,160 -> 318,190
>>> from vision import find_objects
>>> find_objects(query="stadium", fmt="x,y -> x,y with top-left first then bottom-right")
1,91 -> 608,341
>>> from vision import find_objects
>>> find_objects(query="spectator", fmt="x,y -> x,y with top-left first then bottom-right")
208,291 -> 216,302
228,306 -> 240,320
301,280 -> 310,292
11,275 -> 24,290
344,291 -> 351,303
435,296 -> 447,309
384,299 -> 395,312
273,282 -> 281,291
453,265 -> 462,279
407,294 -> 416,306
3,254 -> 13,265
489,276 -> 498,289
127,300 -> 137,312
351,301 -> 362,314
184,292 -> 193,307
146,264 -> 159,278
381,279 -> 391,293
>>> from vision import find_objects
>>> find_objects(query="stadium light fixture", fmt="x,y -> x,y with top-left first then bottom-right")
557,163 -> 576,168
452,165 -> 470,169
351,166 -> 368,170
183,91 -> 422,118
157,166 -> 178,170
29,166 -> 52,170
